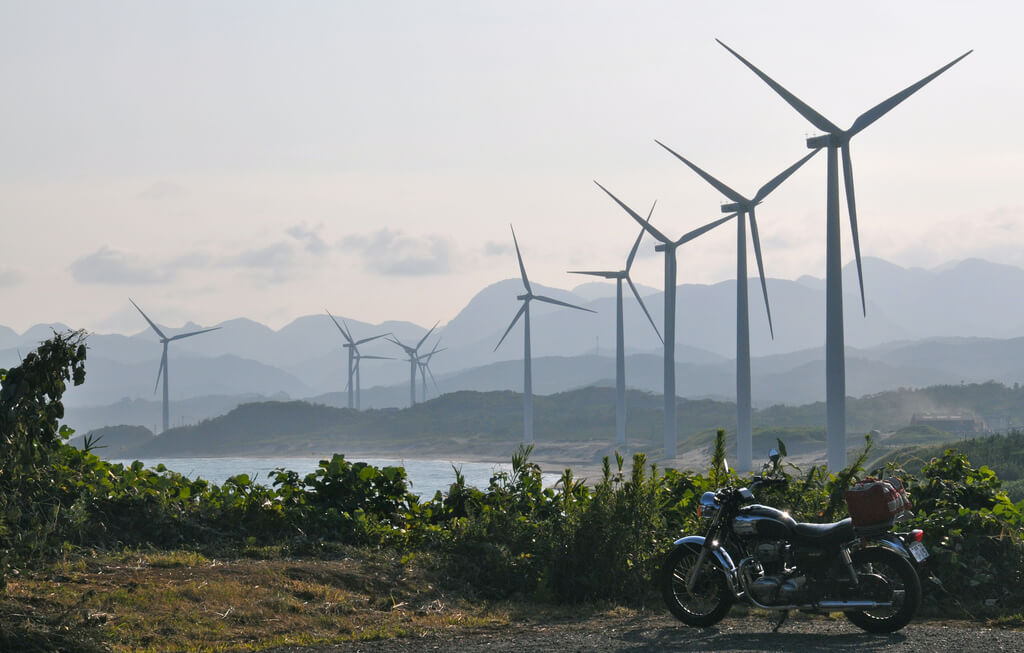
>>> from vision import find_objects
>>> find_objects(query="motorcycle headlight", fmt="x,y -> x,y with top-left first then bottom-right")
697,491 -> 720,520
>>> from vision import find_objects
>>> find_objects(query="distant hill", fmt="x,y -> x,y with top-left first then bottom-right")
103,382 -> 1024,467
71,425 -> 155,456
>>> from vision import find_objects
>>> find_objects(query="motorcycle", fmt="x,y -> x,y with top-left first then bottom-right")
661,450 -> 929,633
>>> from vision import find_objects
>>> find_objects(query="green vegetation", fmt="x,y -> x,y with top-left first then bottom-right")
3,333 -> 1024,650
872,429 -> 1024,502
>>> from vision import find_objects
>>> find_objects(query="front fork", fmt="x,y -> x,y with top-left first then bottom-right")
687,542 -> 714,593
687,511 -> 724,593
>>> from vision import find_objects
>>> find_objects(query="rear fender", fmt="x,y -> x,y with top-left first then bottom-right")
853,535 -> 913,562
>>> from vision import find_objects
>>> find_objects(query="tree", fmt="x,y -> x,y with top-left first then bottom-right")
0,330 -> 87,589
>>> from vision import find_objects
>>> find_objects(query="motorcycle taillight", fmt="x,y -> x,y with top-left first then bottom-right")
910,529 -> 924,543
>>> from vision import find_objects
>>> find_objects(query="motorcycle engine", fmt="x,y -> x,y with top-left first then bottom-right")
754,540 -> 786,563
746,540 -> 808,605
749,570 -> 808,604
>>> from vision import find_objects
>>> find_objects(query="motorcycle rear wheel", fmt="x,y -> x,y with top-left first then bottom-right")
661,543 -> 733,627
845,547 -> 922,633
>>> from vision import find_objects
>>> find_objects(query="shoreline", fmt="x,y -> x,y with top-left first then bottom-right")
105,445 -> 726,486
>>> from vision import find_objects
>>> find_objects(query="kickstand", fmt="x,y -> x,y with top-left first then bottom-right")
771,610 -> 789,633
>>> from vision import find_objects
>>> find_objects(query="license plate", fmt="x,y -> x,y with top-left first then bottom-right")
909,541 -> 929,562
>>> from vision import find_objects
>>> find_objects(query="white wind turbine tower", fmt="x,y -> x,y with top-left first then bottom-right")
655,142 -> 821,472
130,299 -> 221,433
416,340 -> 446,403
568,209 -> 663,447
388,323 -> 438,407
326,310 -> 389,410
593,183 -> 735,459
495,225 -> 595,444
718,40 -> 971,469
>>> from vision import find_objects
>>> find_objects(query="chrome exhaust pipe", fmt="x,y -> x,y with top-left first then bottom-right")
817,600 -> 894,611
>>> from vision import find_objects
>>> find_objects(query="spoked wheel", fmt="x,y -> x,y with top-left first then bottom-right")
845,547 -> 922,633
661,543 -> 733,627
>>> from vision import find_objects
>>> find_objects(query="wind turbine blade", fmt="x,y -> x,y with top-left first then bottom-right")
340,318 -> 360,344
386,335 -> 414,354
627,277 -> 663,344
354,332 -> 389,346
130,298 -> 167,340
655,140 -> 747,204
594,181 -> 672,244
416,321 -> 439,350
510,225 -> 532,294
848,50 -> 972,137
426,365 -> 440,393
675,213 -> 737,245
169,326 -> 221,342
325,310 -> 353,343
567,270 -> 618,278
753,148 -> 822,203
494,303 -> 528,351
717,39 -> 841,134
154,350 -> 166,394
841,144 -> 867,317
357,355 -> 393,360
626,202 -> 656,271
748,209 -> 774,339
533,294 -> 596,313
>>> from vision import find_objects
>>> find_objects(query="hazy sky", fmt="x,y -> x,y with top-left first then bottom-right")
2,1 -> 1019,334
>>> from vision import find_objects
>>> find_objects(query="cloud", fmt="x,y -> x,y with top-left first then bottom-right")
137,180 -> 186,201
339,228 -> 455,276
71,247 -> 174,285
0,268 -> 21,288
70,247 -> 212,285
483,241 -> 511,257
286,224 -> 328,256
228,242 -> 297,269
218,242 -> 303,284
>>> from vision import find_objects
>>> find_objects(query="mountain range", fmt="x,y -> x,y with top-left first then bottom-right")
3,257 -> 1023,433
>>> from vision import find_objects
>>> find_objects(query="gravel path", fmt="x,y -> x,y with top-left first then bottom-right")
272,613 -> 1024,652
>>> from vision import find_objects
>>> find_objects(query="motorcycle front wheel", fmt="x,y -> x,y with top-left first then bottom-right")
845,547 -> 922,633
661,543 -> 733,627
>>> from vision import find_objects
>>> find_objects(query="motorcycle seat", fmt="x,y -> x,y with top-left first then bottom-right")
791,517 -> 855,545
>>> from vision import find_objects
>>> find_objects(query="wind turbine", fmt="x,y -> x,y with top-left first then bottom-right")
593,183 -> 735,459
568,208 -> 663,447
129,298 -> 221,433
495,225 -> 595,444
350,350 -> 393,410
718,40 -> 971,469
388,322 -> 438,407
326,311 -> 389,410
416,340 -> 446,402
654,142 -> 820,472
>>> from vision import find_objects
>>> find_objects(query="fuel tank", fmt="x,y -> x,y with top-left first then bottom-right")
732,504 -> 797,539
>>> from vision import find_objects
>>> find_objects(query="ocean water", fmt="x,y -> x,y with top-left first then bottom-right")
109,456 -> 559,497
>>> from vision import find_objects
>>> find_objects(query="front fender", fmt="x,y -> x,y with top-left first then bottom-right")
672,535 -> 738,573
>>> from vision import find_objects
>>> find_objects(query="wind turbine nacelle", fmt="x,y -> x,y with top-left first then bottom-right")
721,202 -> 743,213
517,294 -> 531,301
806,134 -> 835,149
